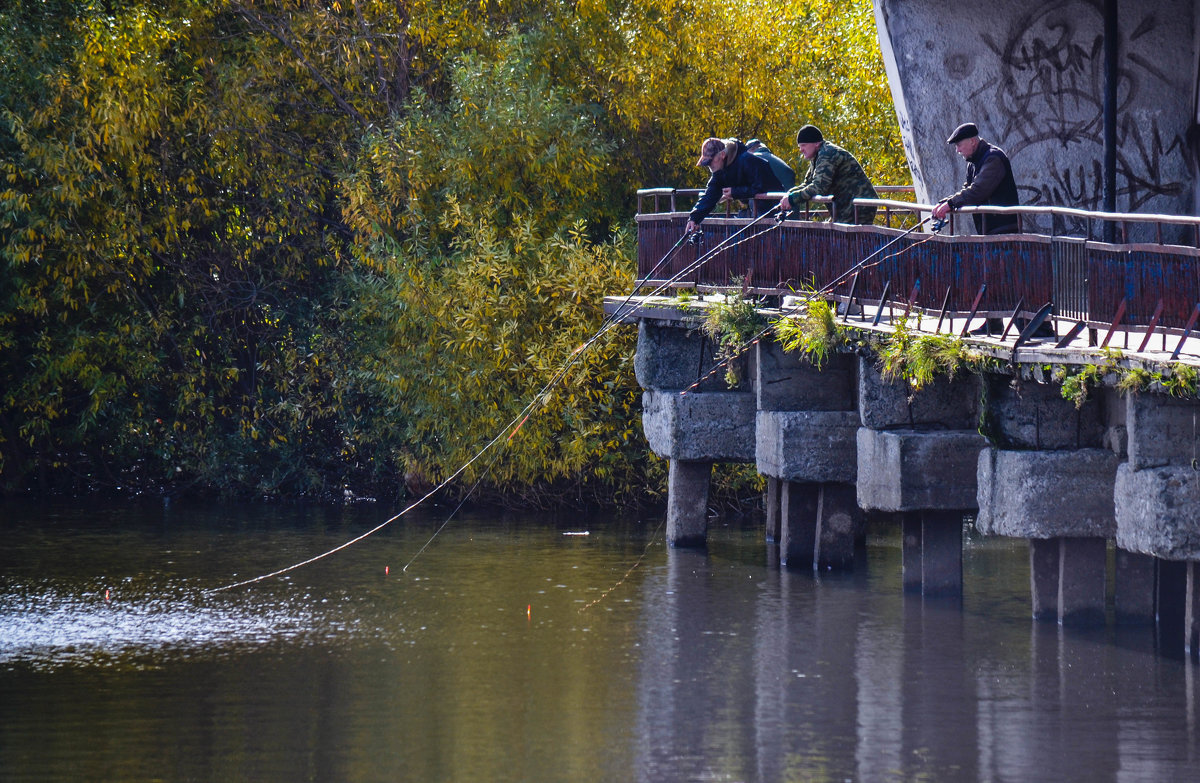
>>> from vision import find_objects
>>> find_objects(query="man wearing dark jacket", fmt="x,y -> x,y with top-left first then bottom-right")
684,137 -> 795,234
932,123 -> 1020,234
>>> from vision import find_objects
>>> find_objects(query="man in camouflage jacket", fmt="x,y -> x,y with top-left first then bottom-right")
779,125 -> 877,224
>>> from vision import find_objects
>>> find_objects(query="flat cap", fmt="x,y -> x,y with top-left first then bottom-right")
946,122 -> 979,144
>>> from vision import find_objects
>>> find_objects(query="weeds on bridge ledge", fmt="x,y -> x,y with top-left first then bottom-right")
879,320 -> 991,393
701,286 -> 766,387
1162,363 -> 1200,397
1054,348 -> 1122,408
774,295 -> 844,367
1055,349 -> 1200,408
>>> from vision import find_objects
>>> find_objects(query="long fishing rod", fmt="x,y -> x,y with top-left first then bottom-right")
553,206 -> 786,385
679,214 -> 938,395
206,204 -> 787,592
604,204 -> 784,326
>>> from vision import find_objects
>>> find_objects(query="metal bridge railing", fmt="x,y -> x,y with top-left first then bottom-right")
634,189 -> 1200,357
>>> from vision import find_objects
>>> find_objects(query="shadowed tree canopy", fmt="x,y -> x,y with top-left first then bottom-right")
0,0 -> 902,501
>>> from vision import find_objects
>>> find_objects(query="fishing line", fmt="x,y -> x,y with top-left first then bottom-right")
578,516 -> 666,613
400,432 -> 510,573
206,208 -> 777,592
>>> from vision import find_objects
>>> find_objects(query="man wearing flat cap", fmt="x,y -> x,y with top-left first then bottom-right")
684,137 -> 795,234
932,123 -> 1019,234
778,125 -> 878,224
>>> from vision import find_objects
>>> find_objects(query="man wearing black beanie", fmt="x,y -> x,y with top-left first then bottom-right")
778,125 -> 878,224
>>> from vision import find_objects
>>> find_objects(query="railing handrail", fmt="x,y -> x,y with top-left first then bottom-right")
854,198 -> 1200,227
638,189 -> 1200,228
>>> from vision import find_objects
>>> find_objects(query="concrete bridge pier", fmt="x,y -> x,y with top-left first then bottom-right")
636,321 -> 756,547
756,342 -> 862,570
665,459 -> 713,547
1116,394 -> 1200,657
775,481 -> 861,570
975,379 -> 1119,625
856,359 -> 985,596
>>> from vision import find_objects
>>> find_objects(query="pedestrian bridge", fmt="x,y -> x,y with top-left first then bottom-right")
608,191 -> 1200,661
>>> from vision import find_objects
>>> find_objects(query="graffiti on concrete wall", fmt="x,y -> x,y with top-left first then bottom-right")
970,1 -> 1188,214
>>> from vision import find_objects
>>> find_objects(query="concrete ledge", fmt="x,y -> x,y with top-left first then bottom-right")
858,357 -> 978,431
634,321 -> 726,392
985,377 -> 1105,449
1127,394 -> 1200,470
756,342 -> 856,412
756,410 -> 859,483
642,390 -> 756,462
976,448 -> 1119,538
1115,463 -> 1200,559
857,428 -> 986,511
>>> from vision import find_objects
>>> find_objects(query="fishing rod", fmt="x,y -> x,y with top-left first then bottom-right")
606,204 -> 785,325
206,204 -> 788,592
567,205 -> 786,373
679,213 -> 938,395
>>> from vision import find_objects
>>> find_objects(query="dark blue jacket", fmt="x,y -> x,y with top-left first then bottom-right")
689,141 -> 795,224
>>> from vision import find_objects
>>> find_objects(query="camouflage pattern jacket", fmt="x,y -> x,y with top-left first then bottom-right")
786,141 -> 877,224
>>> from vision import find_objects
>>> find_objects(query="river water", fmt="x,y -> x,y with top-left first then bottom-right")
1,497 -> 1197,782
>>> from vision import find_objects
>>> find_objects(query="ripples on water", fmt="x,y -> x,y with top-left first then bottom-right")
0,581 -> 337,670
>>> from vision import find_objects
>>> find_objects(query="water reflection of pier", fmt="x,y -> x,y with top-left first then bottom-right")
634,540 -> 1199,781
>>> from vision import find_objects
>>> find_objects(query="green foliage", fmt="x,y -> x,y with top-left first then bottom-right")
0,1 -> 385,493
774,295 -> 844,368
1116,366 -> 1153,396
878,320 -> 985,393
0,0 -> 904,503
1160,363 -> 1199,398
345,208 -> 644,501
593,0 -> 906,189
1055,348 -> 1122,409
1055,353 -> 1198,406
701,289 -> 766,387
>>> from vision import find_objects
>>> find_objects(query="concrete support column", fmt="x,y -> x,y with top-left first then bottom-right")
1029,538 -> 1060,621
902,512 -> 922,593
1022,537 -> 1110,626
856,357 -> 981,596
781,481 -> 819,569
921,511 -> 964,597
1115,549 -> 1156,625
765,477 -> 782,543
901,511 -> 963,596
1116,393 -> 1200,651
816,483 -> 860,570
666,460 -> 712,548
976,377 -> 1118,628
1058,537 -> 1107,626
781,481 -> 861,571
755,342 -> 862,569
1157,559 -> 1188,658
